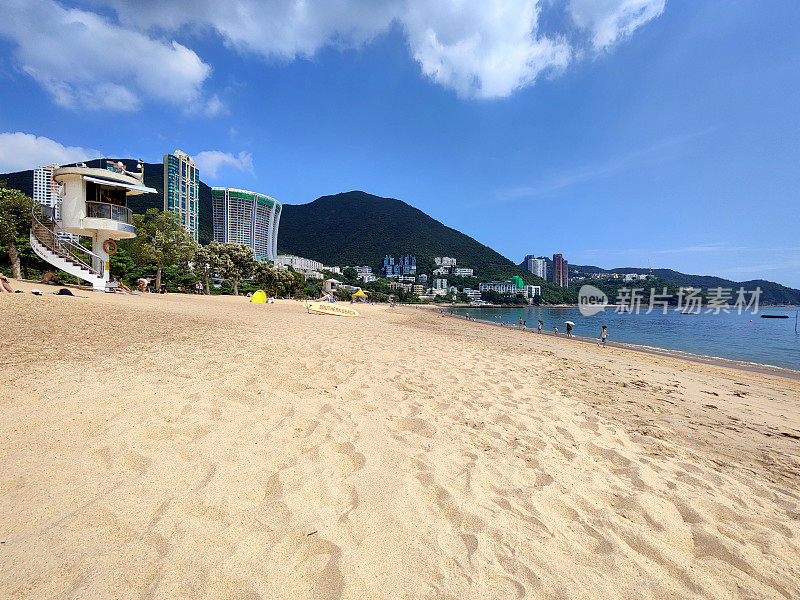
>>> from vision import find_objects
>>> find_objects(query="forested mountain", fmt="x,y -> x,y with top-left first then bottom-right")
278,191 -> 538,282
567,265 -> 800,305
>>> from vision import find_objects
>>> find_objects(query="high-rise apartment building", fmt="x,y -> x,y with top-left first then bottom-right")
399,254 -> 417,275
383,255 -> 416,277
524,255 -> 547,280
163,150 -> 199,241
212,187 -> 281,261
33,165 -> 59,209
383,255 -> 397,277
552,253 -> 569,287
33,164 -> 75,240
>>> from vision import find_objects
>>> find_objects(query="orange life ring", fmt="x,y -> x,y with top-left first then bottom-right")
103,239 -> 118,255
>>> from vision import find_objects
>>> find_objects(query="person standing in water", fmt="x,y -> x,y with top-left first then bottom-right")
598,325 -> 608,347
538,320 -> 543,334
566,322 -> 573,338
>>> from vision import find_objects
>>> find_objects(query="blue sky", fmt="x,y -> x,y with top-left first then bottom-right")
1,0 -> 798,286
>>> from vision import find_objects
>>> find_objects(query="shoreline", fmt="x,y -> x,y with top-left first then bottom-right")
434,309 -> 800,381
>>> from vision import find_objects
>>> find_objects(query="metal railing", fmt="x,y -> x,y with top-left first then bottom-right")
86,201 -> 133,225
31,203 -> 104,279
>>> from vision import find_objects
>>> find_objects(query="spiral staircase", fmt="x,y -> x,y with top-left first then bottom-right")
30,203 -> 114,291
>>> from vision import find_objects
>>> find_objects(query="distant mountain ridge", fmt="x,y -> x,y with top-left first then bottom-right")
568,265 -> 800,306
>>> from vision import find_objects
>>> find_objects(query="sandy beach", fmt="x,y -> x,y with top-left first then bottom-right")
2,280 -> 799,599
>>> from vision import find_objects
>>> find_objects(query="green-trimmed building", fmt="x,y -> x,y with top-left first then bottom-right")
211,187 -> 281,261
163,150 -> 199,241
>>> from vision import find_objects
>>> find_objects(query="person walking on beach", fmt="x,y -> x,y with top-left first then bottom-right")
519,317 -> 523,329
538,319 -> 543,334
598,325 -> 608,348
553,326 -> 558,336
566,322 -> 573,338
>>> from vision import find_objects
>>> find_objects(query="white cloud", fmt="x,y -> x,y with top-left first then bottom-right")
96,0 -> 401,58
0,132 -> 102,172
193,151 -> 254,179
568,0 -> 666,50
91,0 -> 663,100
203,95 -> 227,117
402,0 -> 570,98
1,0 -> 213,111
0,1 -> 664,107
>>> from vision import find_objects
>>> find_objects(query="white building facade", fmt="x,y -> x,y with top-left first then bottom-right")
212,187 -> 281,261
30,160 -> 155,290
525,255 -> 547,280
463,288 -> 482,301
479,281 -> 541,300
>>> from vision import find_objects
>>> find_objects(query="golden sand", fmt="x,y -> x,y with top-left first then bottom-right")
2,279 -> 799,599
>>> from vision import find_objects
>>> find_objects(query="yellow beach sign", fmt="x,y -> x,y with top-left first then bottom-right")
305,301 -> 360,317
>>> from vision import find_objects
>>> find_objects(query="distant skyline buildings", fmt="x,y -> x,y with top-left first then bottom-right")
163,150 -> 199,242
525,255 -> 547,280
212,187 -> 281,261
383,254 -> 416,277
552,254 -> 568,288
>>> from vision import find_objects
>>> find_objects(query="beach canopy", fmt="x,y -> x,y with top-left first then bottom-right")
251,289 -> 267,303
565,321 -> 575,326
352,289 -> 368,298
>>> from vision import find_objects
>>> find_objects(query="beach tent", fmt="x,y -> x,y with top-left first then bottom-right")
352,288 -> 368,301
251,289 -> 267,303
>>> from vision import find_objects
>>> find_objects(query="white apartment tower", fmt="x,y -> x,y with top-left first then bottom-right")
525,255 -> 547,280
212,187 -> 281,261
33,165 -> 60,216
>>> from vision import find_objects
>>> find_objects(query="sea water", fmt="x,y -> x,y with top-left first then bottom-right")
447,305 -> 800,372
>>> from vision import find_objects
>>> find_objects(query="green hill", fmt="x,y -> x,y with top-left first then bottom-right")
567,265 -> 800,305
278,191 -> 537,282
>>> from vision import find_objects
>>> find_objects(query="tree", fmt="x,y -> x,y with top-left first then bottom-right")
481,289 -> 503,304
342,267 -> 358,282
0,184 -> 34,279
192,240 -> 225,295
283,269 -> 304,297
217,243 -> 255,296
131,208 -> 193,291
253,261 -> 279,295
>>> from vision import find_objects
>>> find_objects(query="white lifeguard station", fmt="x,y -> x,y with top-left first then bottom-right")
30,159 -> 156,291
